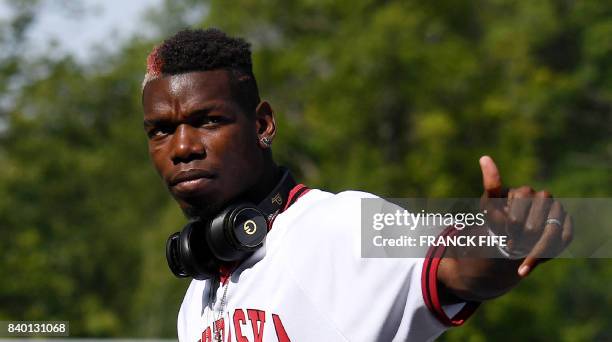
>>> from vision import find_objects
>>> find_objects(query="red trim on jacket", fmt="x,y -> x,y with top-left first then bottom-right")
282,184 -> 310,212
421,226 -> 480,326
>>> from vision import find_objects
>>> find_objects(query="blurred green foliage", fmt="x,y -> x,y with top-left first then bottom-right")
0,0 -> 610,339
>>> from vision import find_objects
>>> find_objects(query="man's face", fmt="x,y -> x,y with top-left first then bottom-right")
142,70 -> 264,218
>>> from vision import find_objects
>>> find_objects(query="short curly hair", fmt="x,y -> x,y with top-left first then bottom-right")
143,28 -> 260,114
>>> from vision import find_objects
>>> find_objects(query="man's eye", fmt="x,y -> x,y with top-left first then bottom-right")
201,116 -> 224,126
149,127 -> 172,139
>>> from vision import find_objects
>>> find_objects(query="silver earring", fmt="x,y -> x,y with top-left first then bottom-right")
260,136 -> 272,148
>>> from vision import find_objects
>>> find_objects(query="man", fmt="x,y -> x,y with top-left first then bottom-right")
141,28 -> 572,341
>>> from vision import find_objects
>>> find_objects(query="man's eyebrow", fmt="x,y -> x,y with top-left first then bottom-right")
143,103 -> 225,128
187,102 -> 224,115
143,117 -> 169,128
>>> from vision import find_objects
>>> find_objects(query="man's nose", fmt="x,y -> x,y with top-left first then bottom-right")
171,124 -> 206,164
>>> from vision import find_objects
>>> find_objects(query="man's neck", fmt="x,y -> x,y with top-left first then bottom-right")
244,162 -> 282,205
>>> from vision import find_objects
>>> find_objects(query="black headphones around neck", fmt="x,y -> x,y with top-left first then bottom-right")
165,168 -> 304,280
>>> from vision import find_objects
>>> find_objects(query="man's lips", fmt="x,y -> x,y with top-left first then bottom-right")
168,169 -> 216,194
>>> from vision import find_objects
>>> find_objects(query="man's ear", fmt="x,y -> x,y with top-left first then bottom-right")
255,101 -> 276,148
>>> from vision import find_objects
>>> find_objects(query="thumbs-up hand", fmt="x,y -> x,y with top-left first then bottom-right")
478,156 -> 573,278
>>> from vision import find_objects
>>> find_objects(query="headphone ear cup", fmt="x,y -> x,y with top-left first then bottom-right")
166,232 -> 189,278
179,221 -> 221,280
166,204 -> 270,279
208,203 -> 268,261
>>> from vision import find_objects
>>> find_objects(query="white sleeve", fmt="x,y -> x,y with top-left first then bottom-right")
177,279 -> 207,342
280,191 -> 478,342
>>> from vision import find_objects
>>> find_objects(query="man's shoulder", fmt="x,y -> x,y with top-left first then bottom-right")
291,188 -> 381,214
270,188 -> 382,252
276,188 -> 379,233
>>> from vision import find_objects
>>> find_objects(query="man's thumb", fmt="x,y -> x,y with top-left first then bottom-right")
479,155 -> 503,197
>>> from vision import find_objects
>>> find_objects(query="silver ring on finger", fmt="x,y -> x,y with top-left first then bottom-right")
545,218 -> 563,228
